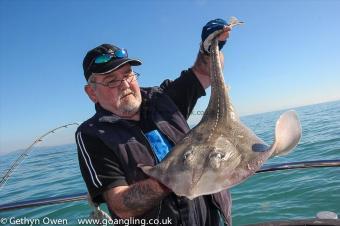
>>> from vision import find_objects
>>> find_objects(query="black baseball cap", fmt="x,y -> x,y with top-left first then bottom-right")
83,43 -> 142,81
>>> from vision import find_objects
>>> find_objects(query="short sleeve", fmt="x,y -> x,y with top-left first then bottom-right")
75,131 -> 128,203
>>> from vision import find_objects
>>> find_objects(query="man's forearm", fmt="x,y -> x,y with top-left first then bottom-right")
122,179 -> 168,215
191,50 -> 224,89
104,178 -> 170,218
192,51 -> 210,85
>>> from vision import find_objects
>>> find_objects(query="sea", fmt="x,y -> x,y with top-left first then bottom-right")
0,100 -> 339,226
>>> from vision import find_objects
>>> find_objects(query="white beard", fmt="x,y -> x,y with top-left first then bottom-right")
118,92 -> 142,117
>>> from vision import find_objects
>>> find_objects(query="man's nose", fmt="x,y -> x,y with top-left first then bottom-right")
120,79 -> 130,89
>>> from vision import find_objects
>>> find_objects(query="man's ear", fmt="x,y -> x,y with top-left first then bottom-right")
84,85 -> 98,103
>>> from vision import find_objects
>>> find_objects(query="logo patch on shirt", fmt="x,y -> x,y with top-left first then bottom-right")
145,130 -> 173,162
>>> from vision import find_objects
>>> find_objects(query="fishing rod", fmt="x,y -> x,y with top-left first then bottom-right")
0,159 -> 339,212
256,159 -> 340,173
0,123 -> 79,189
0,192 -> 88,212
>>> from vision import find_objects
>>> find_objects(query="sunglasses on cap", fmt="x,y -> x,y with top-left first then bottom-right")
94,48 -> 128,64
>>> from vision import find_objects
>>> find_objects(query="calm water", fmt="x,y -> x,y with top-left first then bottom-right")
0,100 -> 339,225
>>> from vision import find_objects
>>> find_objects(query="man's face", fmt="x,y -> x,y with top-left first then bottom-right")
86,64 -> 142,118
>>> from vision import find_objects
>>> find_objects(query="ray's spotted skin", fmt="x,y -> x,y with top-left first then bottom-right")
140,17 -> 301,200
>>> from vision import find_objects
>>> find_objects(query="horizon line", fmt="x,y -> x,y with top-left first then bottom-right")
1,98 -> 339,155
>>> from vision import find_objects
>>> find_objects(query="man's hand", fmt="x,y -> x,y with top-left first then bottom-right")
192,19 -> 230,89
201,18 -> 231,54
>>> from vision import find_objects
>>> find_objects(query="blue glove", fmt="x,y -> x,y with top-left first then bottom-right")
201,18 -> 228,54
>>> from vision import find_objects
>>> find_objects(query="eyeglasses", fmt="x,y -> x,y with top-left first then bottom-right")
90,72 -> 140,88
94,49 -> 128,64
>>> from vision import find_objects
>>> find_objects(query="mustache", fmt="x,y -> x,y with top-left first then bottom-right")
120,89 -> 135,99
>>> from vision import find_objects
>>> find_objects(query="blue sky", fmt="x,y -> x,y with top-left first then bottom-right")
1,0 -> 339,154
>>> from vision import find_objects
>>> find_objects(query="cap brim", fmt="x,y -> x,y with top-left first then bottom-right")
94,58 -> 142,75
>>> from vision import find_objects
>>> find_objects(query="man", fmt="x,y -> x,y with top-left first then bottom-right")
76,19 -> 232,226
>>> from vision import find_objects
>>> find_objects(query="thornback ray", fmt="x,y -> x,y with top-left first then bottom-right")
139,17 -> 301,200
